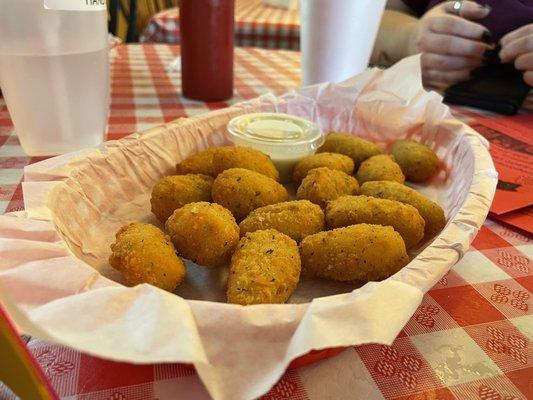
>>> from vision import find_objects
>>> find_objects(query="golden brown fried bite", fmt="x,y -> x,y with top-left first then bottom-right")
176,146 -> 279,181
317,132 -> 382,168
227,229 -> 301,305
109,222 -> 186,291
165,202 -> 239,267
176,147 -> 219,177
299,224 -> 409,282
150,174 -> 213,223
360,181 -> 446,235
212,168 -> 288,221
213,146 -> 279,181
356,154 -> 405,184
292,152 -> 354,185
296,167 -> 359,208
326,195 -> 424,248
239,200 -> 325,242
391,139 -> 439,182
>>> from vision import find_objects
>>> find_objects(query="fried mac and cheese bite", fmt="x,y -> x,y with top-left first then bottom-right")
296,167 -> 359,208
165,202 -> 239,267
176,147 -> 219,177
326,195 -> 425,249
109,222 -> 186,291
292,152 -> 354,185
239,200 -> 325,242
391,139 -> 439,182
150,174 -> 213,223
300,224 -> 409,282
176,146 -> 279,180
356,154 -> 405,184
212,168 -> 288,221
227,229 -> 301,305
317,132 -> 382,168
360,181 -> 446,235
213,146 -> 279,181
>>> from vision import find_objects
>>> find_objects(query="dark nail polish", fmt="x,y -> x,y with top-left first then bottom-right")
482,30 -> 493,44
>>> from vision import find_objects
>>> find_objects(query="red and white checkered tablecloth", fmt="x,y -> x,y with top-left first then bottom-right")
0,44 -> 532,400
140,0 -> 300,50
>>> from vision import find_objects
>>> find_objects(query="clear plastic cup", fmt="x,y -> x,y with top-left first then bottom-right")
300,0 -> 386,86
0,0 -> 109,156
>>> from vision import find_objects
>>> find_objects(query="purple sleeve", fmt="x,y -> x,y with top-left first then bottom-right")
401,0 -> 446,15
401,0 -> 533,41
400,0 -> 431,15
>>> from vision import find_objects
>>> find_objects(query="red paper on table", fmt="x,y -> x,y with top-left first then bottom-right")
470,116 -> 533,215
470,115 -> 533,234
489,207 -> 533,234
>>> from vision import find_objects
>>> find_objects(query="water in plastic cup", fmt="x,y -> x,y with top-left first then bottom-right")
300,0 -> 386,86
0,0 -> 109,156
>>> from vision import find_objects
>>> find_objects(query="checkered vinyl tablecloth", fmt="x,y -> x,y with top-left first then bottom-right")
0,44 -> 532,400
140,0 -> 300,50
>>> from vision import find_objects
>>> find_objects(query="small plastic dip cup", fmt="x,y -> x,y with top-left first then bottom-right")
227,113 -> 325,182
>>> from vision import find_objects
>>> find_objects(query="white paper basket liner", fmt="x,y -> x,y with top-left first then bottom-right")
0,56 -> 497,400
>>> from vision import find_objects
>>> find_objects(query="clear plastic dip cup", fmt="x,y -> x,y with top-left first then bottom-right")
227,113 -> 325,183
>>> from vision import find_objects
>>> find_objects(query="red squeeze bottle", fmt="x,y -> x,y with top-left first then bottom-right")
180,0 -> 235,101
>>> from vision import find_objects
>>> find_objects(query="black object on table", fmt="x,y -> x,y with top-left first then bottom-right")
444,62 -> 531,115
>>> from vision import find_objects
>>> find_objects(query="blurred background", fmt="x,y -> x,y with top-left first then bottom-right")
108,0 -> 181,42
108,0 -> 300,46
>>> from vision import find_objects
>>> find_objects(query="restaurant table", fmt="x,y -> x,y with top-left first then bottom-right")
0,44 -> 532,400
140,0 -> 300,50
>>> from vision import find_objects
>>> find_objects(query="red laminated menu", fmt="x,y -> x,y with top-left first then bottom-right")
470,115 -> 533,234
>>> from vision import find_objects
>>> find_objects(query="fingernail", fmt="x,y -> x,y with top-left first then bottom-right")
482,30 -> 493,44
483,4 -> 492,12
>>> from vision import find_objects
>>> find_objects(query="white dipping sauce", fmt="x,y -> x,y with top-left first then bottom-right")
227,113 -> 324,182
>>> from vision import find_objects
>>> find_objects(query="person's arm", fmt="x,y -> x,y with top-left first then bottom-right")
371,9 -> 419,66
385,0 -> 415,13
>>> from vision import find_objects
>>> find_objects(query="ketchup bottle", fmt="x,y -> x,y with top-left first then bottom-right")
180,0 -> 235,101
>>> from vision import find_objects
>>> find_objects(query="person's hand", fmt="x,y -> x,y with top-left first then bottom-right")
408,1 -> 492,89
500,24 -> 533,87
